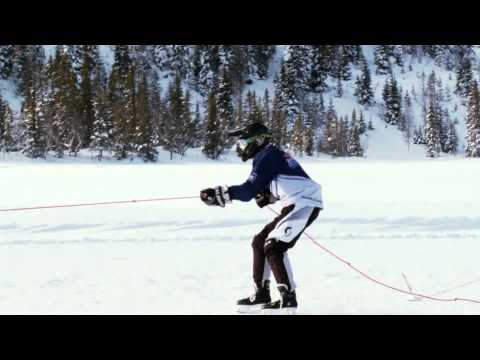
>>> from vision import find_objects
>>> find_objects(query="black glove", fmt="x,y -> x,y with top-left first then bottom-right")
255,188 -> 277,208
200,186 -> 231,207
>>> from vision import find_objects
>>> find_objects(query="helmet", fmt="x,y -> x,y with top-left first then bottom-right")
228,122 -> 271,162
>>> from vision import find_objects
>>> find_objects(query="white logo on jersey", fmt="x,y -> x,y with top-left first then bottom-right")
248,172 -> 257,183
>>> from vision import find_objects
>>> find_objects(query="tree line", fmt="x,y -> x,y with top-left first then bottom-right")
0,45 -> 479,160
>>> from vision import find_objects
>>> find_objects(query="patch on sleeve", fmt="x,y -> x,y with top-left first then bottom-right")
248,172 -> 258,183
284,152 -> 300,169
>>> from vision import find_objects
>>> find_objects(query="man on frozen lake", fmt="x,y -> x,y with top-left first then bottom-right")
200,122 -> 323,313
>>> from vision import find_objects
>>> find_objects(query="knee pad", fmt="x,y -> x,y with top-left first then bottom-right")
264,238 -> 289,258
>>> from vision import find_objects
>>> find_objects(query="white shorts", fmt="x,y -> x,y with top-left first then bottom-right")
268,206 -> 316,243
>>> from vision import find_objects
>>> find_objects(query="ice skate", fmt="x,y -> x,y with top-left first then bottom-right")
237,280 -> 271,314
261,285 -> 298,315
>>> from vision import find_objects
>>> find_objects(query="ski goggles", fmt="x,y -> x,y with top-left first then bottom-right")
237,137 -> 255,151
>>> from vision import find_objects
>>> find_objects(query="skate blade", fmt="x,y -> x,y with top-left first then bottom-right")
237,304 -> 263,314
261,308 -> 298,315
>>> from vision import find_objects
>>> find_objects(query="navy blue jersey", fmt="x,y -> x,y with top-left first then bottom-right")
229,144 -> 311,202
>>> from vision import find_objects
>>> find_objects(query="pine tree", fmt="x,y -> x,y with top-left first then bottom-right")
203,91 -> 223,159
179,89 -> 195,157
436,45 -> 474,72
279,46 -> 309,122
413,126 -> 426,145
244,90 -> 255,116
48,50 -> 68,157
465,80 -> 480,157
339,45 -> 363,66
151,45 -> 171,74
276,59 -> 299,124
234,94 -> 245,129
270,94 -> 287,147
167,45 -> 191,80
439,108 -> 449,153
358,110 -> 367,135
425,71 -> 449,152
426,71 -> 438,103
250,45 -> 275,80
134,71 -> 158,162
291,113 -> 304,155
445,85 -> 452,102
308,45 -> 330,93
374,45 -> 403,75
304,123 -> 314,156
112,45 -> 133,79
0,98 -> 5,149
196,45 -> 221,97
125,65 -> 137,151
334,46 -> 352,81
322,104 -> 338,156
78,45 -> 103,148
354,60 -> 374,106
303,102 -> 315,156
147,75 -> 164,147
303,94 -> 324,154
190,45 -> 203,92
22,85 -> 47,158
62,45 -> 83,76
107,67 -> 124,159
2,105 -> 14,152
217,66 -> 234,144
0,97 -> 13,151
455,57 -> 473,98
0,45 -> 15,79
246,94 -> 264,125
425,99 -> 441,157
348,122 -> 363,157
335,117 -> 349,157
335,78 -> 343,97
64,48 -> 82,156
374,45 -> 392,75
111,64 -> 136,160
90,75 -> 113,160
284,45 -> 309,91
382,74 -> 402,125
315,94 -> 326,154
132,46 -> 158,86
399,91 -> 414,148
351,109 -> 357,126
422,45 -> 442,60
11,45 -> 46,97
229,46 -> 251,96
163,73 -> 191,159
79,54 -> 95,148
263,89 -> 271,125
44,48 -> 82,157
191,102 -> 203,148
444,120 -> 458,154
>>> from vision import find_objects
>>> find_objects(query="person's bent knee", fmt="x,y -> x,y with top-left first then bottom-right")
264,238 -> 289,258
252,233 -> 266,251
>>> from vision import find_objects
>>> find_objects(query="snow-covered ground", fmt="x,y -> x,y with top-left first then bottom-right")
1,150 -> 480,314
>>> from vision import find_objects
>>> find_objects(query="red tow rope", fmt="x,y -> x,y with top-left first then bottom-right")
2,195 -> 479,305
0,196 -> 198,212
266,206 -> 480,305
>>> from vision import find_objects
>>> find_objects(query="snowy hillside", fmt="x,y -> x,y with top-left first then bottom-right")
0,45 -> 477,161
243,45 -> 473,159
